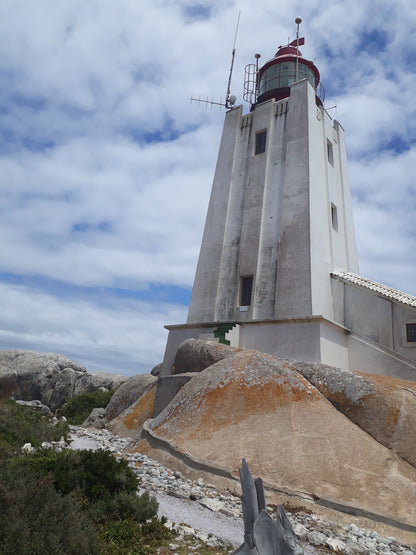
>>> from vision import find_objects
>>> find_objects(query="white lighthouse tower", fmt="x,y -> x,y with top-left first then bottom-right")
158,22 -> 416,390
187,35 -> 358,326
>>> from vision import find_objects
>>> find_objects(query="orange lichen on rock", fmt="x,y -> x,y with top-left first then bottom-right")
144,349 -> 416,526
108,385 -> 156,439
152,351 -> 321,443
288,360 -> 416,468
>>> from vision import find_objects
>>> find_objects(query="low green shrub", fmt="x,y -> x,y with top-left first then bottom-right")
17,448 -> 139,499
0,399 -> 69,458
0,397 -> 165,554
0,466 -> 101,554
98,518 -> 173,554
61,389 -> 115,424
88,490 -> 158,523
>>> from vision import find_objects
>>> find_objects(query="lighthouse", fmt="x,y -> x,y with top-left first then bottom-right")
158,22 -> 416,390
187,36 -> 358,326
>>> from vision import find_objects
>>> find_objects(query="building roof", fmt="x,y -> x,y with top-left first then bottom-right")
331,269 -> 416,309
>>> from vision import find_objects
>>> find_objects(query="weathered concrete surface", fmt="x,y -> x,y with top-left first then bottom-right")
0,350 -> 125,410
108,382 -> 157,438
288,360 -> 416,468
105,373 -> 156,421
152,373 -> 195,417
173,339 -> 239,375
145,350 -> 416,528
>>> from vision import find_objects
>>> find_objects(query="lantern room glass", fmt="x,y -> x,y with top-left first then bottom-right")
259,61 -> 316,96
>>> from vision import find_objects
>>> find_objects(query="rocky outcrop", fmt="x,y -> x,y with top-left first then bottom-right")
143,350 -> 416,528
173,339 -> 239,374
16,399 -> 52,415
288,360 -> 416,468
108,381 -> 157,438
0,350 -> 125,410
105,373 -> 156,421
150,363 -> 162,377
83,407 -> 107,429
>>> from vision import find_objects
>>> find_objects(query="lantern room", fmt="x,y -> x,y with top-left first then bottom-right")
256,45 -> 322,105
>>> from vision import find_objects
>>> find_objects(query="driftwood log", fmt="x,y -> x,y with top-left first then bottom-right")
233,459 -> 303,554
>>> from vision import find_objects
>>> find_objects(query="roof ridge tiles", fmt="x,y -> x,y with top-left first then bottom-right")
331,269 -> 416,308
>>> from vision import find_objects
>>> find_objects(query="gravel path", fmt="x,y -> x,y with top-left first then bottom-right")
68,426 -> 416,555
154,490 -> 243,547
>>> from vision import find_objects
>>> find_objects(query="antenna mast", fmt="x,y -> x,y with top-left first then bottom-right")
225,11 -> 241,108
295,16 -> 302,82
191,12 -> 240,110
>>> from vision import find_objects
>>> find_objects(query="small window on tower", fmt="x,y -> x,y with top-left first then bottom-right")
331,203 -> 338,232
406,323 -> 416,343
240,276 -> 253,306
255,130 -> 267,155
327,139 -> 334,166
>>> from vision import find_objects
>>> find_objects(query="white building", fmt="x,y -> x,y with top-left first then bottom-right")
159,39 -> 416,384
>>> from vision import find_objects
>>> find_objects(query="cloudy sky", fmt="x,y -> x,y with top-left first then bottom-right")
1,0 -> 415,376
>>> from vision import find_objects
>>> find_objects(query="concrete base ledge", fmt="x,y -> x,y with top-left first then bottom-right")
141,420 -> 236,480
316,498 -> 416,534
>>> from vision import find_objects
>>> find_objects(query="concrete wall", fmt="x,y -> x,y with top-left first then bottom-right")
186,106 -> 242,324
274,81 -> 312,318
347,334 -> 416,382
160,324 -> 218,377
331,277 -> 416,368
319,321 -> 349,369
237,319 -> 322,362
158,316 -> 416,418
393,302 -> 416,358
308,100 -> 359,322
187,78 -> 359,329
236,317 -> 416,381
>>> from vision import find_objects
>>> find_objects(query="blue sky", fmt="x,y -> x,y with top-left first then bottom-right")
1,0 -> 415,375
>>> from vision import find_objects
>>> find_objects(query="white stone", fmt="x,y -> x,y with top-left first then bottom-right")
199,497 -> 226,512
307,531 -> 327,546
326,538 -> 347,552
292,522 -> 308,539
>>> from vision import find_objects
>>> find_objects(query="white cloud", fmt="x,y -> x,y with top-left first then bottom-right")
0,0 -> 415,374
0,282 -> 187,375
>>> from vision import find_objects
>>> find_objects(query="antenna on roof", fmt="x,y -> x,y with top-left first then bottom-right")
191,12 -> 240,110
225,11 -> 241,108
295,16 -> 302,82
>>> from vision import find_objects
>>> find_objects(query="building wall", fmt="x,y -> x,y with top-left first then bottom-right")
186,106 -> 242,324
160,324 -> 218,377
179,73 -> 416,385
187,79 -> 358,328
319,321 -> 349,369
332,278 -> 416,366
347,334 -> 416,382
237,319 -> 322,362
392,302 -> 416,358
